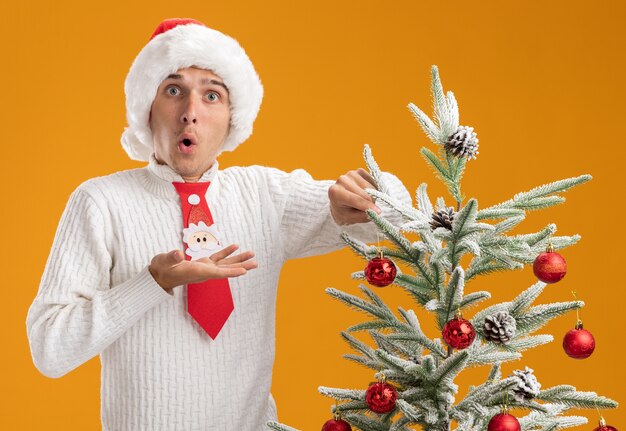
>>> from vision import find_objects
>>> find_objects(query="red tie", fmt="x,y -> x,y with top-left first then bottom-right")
172,181 -> 233,339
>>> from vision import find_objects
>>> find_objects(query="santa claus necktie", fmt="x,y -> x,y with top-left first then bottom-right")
172,181 -> 233,339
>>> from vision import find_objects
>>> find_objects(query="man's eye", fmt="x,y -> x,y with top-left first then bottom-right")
207,92 -> 219,102
167,87 -> 180,96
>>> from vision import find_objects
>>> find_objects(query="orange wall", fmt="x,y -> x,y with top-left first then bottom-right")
2,1 -> 624,429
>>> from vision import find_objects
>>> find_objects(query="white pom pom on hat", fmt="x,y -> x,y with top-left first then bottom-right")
122,18 -> 264,162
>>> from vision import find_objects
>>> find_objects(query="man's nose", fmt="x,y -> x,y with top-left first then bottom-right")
180,95 -> 198,124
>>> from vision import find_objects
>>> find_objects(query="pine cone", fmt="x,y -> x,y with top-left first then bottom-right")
444,125 -> 479,160
430,207 -> 455,231
512,367 -> 541,402
483,311 -> 516,344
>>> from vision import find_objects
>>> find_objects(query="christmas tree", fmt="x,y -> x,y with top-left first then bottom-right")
268,66 -> 618,431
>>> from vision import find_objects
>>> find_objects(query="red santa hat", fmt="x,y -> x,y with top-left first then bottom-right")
121,18 -> 264,161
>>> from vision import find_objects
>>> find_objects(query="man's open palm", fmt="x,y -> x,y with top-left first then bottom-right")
149,244 -> 257,291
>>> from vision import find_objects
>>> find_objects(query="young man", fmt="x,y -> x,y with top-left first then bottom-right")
27,19 -> 410,430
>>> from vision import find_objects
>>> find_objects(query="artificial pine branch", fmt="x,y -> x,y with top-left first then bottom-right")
363,144 -> 391,196
466,345 -> 522,366
518,409 -> 588,431
438,267 -> 465,328
394,273 -> 437,296
370,330 -> 421,359
416,183 -> 435,217
318,386 -> 365,401
365,209 -> 419,261
487,363 -> 502,381
341,331 -> 378,361
343,353 -> 380,369
333,400 -> 370,411
347,320 -> 396,332
459,291 -> 491,310
508,281 -> 545,315
504,334 -> 554,352
340,232 -> 371,257
465,260 -> 520,281
390,414 -> 415,431
368,188 -> 424,221
483,175 -> 592,213
515,301 -> 584,335
454,378 -> 518,412
325,286 -> 398,325
476,207 -> 525,221
535,389 -> 618,409
513,223 -> 556,246
429,350 -> 470,388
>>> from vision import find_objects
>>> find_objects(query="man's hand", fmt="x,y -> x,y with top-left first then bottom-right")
328,168 -> 382,225
149,244 -> 257,292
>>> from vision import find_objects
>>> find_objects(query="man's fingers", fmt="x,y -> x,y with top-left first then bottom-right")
350,173 -> 381,206
209,244 -> 239,261
332,171 -> 382,213
167,250 -> 185,267
218,250 -> 255,265
336,174 -> 372,202
204,266 -> 248,279
175,260 -> 252,281
356,168 -> 378,189
220,260 -> 258,270
330,182 -> 380,213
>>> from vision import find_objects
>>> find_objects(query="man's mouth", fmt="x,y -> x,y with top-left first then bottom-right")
178,134 -> 196,154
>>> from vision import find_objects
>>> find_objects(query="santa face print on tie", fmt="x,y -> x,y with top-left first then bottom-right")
182,221 -> 222,260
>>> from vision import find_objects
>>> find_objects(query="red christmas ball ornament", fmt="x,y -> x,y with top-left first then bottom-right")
365,381 -> 398,413
364,256 -> 397,287
563,322 -> 595,359
443,313 -> 476,350
487,413 -> 521,431
321,418 -> 352,431
533,243 -> 567,284
594,417 -> 618,431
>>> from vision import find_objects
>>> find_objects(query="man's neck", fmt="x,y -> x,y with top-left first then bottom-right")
182,174 -> 203,183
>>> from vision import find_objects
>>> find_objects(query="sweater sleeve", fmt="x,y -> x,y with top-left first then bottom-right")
26,187 -> 172,378
268,168 -> 412,261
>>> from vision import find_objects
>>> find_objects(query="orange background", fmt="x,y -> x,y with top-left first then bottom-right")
1,1 -> 624,429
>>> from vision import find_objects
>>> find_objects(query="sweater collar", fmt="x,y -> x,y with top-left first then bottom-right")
142,153 -> 220,199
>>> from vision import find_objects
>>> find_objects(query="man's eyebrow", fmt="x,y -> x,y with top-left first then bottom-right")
164,74 -> 229,93
201,78 -> 229,93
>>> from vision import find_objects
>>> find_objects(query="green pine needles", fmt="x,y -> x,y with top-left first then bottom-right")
268,66 -> 616,431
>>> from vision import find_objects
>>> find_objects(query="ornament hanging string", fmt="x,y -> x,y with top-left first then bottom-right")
595,407 -> 606,427
547,237 -> 554,253
571,291 -> 582,327
504,387 -> 510,413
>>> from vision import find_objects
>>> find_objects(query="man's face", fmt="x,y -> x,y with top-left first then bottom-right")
150,67 -> 230,181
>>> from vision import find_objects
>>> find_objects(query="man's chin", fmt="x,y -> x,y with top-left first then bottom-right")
171,160 -> 213,181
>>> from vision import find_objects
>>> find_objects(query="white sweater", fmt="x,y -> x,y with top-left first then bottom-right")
27,155 -> 411,431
